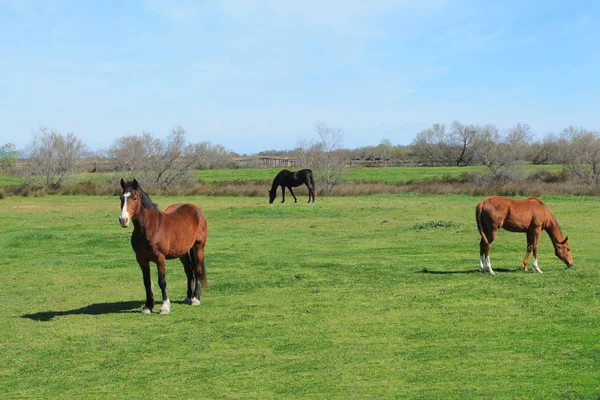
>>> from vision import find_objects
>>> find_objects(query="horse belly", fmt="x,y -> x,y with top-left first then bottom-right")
502,216 -> 534,232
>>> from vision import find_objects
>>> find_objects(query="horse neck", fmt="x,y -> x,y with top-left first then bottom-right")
132,191 -> 161,233
544,213 -> 565,245
270,177 -> 280,191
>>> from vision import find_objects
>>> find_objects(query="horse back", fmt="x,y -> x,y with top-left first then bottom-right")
164,203 -> 207,231
480,196 -> 548,232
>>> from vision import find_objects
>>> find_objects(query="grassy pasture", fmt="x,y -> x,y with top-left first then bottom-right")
0,193 -> 598,399
0,164 -> 563,188
194,165 -> 564,185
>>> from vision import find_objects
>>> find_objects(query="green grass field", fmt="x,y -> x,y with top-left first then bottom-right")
0,164 -> 564,188
1,193 -> 598,399
194,165 -> 564,184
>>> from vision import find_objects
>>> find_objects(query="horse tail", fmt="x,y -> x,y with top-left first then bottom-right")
475,201 -> 489,245
309,171 -> 316,197
190,247 -> 209,292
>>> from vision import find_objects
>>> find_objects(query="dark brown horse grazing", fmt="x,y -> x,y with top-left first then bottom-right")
269,169 -> 316,204
118,179 -> 208,314
476,196 -> 573,274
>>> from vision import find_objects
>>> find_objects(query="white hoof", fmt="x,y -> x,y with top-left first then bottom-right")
159,299 -> 171,315
184,297 -> 201,306
141,307 -> 152,314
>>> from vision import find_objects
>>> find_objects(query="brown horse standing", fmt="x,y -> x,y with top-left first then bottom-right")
118,179 -> 208,314
475,196 -> 573,274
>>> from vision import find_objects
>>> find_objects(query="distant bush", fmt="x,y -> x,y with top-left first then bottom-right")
527,170 -> 562,183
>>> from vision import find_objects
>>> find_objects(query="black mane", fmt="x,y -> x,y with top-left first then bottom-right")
123,181 -> 159,211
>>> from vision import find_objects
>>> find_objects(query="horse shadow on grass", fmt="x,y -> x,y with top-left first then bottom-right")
21,301 -> 143,322
418,267 -> 519,275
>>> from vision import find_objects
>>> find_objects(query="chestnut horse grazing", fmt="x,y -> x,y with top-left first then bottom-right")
476,196 -> 573,274
269,169 -> 315,204
118,179 -> 208,314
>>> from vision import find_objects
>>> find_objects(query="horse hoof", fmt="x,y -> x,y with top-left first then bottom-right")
141,307 -> 152,314
160,300 -> 171,315
184,297 -> 200,306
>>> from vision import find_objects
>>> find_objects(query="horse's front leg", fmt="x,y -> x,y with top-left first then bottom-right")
522,232 -> 533,271
156,255 -> 171,314
531,230 -> 543,273
281,187 -> 286,203
288,187 -> 298,203
138,259 -> 154,314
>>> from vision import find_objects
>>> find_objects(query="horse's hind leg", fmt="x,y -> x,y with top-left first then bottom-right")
288,187 -> 298,203
180,253 -> 196,304
305,183 -> 313,203
479,238 -> 494,274
479,229 -> 496,274
189,244 -> 207,305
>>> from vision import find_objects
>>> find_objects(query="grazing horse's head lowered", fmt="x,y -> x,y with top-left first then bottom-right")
553,236 -> 573,267
269,169 -> 316,204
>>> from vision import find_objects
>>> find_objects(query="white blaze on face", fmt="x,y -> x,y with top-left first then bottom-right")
120,192 -> 131,226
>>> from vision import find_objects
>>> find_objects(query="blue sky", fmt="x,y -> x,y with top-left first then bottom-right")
1,0 -> 598,154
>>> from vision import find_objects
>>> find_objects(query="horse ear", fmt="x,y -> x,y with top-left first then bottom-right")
564,236 -> 568,243
132,179 -> 139,189
120,178 -> 125,189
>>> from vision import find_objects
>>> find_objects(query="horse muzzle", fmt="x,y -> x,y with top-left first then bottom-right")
119,216 -> 130,228
566,263 -> 574,269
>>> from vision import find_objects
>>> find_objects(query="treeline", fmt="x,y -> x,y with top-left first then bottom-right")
411,122 -> 600,185
1,121 -> 599,195
2,126 -> 237,190
0,123 -> 347,193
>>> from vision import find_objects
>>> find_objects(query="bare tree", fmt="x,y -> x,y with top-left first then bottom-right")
196,143 -> 235,169
411,121 -> 477,166
108,133 -> 150,175
505,123 -> 533,162
558,126 -> 600,184
527,133 -> 560,165
295,122 -> 346,193
411,123 -> 446,164
472,124 -> 526,181
21,127 -> 87,188
448,121 -> 477,166
109,127 -> 210,189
